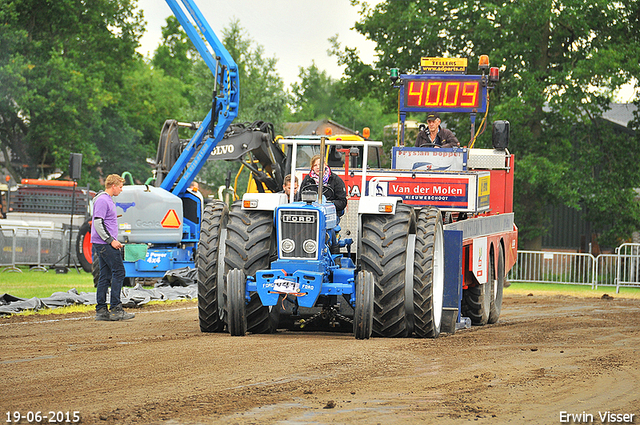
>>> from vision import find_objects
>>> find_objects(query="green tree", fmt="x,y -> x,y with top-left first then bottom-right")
188,20 -> 289,196
104,59 -> 189,182
291,62 -> 337,121
337,0 -> 640,248
290,60 -> 394,143
151,16 -> 198,82
0,0 -> 146,187
220,20 -> 288,128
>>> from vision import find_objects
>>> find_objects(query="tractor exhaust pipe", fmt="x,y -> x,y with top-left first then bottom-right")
318,136 -> 326,203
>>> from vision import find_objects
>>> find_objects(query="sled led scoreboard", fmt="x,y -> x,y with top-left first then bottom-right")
399,74 -> 488,114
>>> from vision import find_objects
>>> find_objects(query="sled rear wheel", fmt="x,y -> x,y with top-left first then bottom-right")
462,273 -> 491,326
488,244 -> 505,324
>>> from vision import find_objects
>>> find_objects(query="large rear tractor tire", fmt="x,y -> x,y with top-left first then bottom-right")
354,270 -> 374,340
413,207 -> 445,338
360,203 -> 415,337
488,243 -> 505,324
196,201 -> 228,333
76,219 -> 93,273
227,269 -> 247,336
224,202 -> 276,334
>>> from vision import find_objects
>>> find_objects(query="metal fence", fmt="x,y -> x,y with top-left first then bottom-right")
0,227 -> 81,272
610,243 -> 640,291
509,245 -> 640,293
508,250 -> 595,286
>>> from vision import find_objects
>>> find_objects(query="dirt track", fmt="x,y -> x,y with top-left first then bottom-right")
1,293 -> 639,424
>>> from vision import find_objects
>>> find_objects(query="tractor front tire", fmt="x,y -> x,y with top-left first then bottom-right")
360,203 -> 415,337
227,268 -> 247,336
354,270 -> 374,340
224,202 -> 276,334
413,207 -> 445,338
197,201 -> 228,333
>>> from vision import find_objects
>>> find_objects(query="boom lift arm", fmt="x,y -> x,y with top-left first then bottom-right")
156,0 -> 239,197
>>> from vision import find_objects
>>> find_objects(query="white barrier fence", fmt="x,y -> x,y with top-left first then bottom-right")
508,244 -> 640,293
0,227 -> 80,272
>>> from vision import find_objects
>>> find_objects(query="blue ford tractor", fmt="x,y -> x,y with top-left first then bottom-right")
225,190 -> 375,339
219,138 -> 375,339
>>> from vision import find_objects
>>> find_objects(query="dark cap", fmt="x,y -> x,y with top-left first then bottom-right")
426,112 -> 440,121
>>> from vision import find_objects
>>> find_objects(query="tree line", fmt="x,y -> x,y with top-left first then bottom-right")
336,0 -> 640,248
1,0 -> 639,247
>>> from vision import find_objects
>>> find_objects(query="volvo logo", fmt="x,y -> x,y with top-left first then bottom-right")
211,144 -> 235,156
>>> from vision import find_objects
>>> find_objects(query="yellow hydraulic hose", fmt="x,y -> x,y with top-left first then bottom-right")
470,92 -> 490,148
233,164 -> 244,201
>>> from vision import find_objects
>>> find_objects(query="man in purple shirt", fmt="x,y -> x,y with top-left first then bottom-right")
91,174 -> 134,321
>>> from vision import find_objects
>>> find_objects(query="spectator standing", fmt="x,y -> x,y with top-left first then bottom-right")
91,174 -> 134,321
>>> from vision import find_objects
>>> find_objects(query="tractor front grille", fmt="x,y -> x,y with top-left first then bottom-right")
278,209 -> 319,259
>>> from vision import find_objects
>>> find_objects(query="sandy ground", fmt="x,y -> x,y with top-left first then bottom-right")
1,293 -> 639,425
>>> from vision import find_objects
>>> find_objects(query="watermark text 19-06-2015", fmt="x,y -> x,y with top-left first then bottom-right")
6,411 -> 80,423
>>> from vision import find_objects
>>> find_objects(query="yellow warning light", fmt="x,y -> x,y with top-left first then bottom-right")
161,209 -> 181,228
363,127 -> 370,139
478,55 -> 490,71
324,127 -> 332,136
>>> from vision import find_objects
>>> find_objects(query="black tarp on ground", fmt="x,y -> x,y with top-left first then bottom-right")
0,268 -> 198,315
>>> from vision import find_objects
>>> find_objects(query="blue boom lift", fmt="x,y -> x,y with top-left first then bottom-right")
111,0 -> 238,282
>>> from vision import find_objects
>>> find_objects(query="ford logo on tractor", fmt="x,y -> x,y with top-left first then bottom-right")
282,214 -> 316,223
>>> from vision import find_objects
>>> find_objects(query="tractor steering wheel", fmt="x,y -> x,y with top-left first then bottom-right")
301,183 -> 335,200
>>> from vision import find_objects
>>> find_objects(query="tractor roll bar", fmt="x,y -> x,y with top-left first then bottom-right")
279,139 -> 383,202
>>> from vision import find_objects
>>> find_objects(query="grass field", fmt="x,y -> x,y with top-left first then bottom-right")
506,281 -> 640,299
0,268 -> 96,299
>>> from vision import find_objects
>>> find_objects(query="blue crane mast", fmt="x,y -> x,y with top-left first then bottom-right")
159,0 -> 239,197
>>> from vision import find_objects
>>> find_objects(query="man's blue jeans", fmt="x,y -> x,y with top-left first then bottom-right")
94,243 -> 125,311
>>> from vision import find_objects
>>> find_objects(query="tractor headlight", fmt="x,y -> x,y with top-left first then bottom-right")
302,239 -> 317,254
281,238 -> 295,253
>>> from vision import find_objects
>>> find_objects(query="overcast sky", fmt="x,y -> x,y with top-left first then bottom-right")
135,0 -> 381,89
